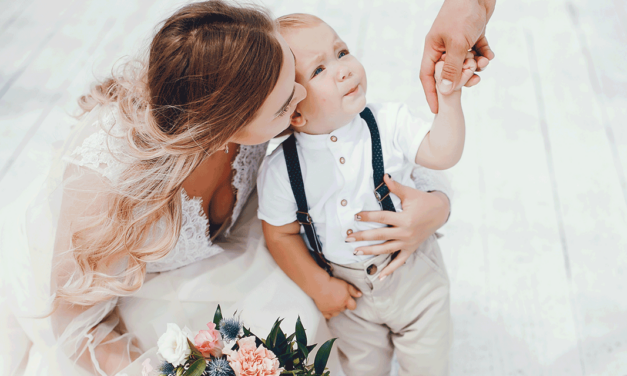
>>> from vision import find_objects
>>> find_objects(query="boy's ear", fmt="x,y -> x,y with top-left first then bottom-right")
290,109 -> 306,128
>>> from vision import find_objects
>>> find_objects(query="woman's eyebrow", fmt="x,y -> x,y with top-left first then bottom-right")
274,86 -> 295,117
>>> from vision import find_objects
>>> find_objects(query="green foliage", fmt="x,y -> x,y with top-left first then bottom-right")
207,309 -> 336,376
183,358 -> 207,376
264,316 -> 336,376
213,305 -> 223,330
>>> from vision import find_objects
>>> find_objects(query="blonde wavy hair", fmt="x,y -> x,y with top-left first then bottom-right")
54,0 -> 283,307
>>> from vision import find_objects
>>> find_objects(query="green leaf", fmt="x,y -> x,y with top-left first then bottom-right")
266,318 -> 284,350
296,340 -> 309,359
187,338 -> 203,359
213,305 -> 223,330
313,338 -> 336,375
306,344 -> 316,353
176,367 -> 183,376
295,316 -> 307,348
182,358 -> 206,376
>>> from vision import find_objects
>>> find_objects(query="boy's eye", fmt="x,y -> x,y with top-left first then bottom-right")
312,66 -> 324,78
338,50 -> 349,58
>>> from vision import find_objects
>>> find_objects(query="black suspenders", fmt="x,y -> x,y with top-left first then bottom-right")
282,107 -> 396,275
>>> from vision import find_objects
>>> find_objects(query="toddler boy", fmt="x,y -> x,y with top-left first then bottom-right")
258,13 -> 477,376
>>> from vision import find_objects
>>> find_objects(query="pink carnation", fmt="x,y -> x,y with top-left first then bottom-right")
194,322 -> 224,358
224,336 -> 282,376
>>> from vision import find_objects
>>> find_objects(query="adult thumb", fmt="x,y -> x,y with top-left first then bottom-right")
440,40 -> 468,94
383,173 -> 411,202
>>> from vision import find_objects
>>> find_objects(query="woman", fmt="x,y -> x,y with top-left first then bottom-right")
0,1 -> 451,375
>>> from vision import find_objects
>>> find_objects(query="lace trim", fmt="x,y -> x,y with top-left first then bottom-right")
65,107 -> 268,272
145,190 -> 223,273
223,143 -> 267,236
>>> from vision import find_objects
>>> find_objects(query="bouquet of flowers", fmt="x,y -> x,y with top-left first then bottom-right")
143,305 -> 336,376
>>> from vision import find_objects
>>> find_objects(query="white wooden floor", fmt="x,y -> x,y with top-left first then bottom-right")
1,0 -> 626,375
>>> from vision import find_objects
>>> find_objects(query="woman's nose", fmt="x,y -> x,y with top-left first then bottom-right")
294,82 -> 307,104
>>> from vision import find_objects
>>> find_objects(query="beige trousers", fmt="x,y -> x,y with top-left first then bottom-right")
327,234 -> 451,376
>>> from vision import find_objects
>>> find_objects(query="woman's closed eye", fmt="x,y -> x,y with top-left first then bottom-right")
278,101 -> 292,117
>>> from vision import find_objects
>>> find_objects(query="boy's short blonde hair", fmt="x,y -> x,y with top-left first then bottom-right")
276,13 -> 324,33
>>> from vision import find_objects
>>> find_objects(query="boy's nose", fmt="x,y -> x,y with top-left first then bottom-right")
337,66 -> 351,81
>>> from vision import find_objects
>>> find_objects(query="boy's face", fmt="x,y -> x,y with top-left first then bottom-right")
283,22 -> 367,134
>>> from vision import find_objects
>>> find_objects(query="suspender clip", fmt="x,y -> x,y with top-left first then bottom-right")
296,211 -> 313,225
374,181 -> 391,202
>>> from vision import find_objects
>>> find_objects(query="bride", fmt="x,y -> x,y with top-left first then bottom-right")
0,1 -> 451,375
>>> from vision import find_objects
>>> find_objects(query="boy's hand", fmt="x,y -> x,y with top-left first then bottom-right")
435,52 -> 478,94
313,277 -> 362,319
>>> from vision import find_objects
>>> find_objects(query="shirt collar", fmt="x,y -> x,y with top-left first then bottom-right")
293,114 -> 362,150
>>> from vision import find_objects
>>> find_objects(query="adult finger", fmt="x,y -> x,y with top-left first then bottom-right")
348,226 -> 401,243
347,284 -> 362,298
353,240 -> 403,256
440,38 -> 470,95
473,35 -> 495,61
379,249 -> 412,280
345,297 -> 357,311
353,210 -> 402,228
419,37 -> 445,114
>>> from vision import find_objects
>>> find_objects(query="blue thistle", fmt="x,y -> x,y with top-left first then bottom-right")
207,358 -> 235,376
159,361 -> 175,376
219,317 -> 242,341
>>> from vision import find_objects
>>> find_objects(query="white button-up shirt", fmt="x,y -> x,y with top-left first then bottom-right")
257,102 -> 431,265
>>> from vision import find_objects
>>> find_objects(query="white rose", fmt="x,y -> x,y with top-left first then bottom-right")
157,323 -> 191,367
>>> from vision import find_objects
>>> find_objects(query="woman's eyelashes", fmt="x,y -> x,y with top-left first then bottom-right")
311,49 -> 351,78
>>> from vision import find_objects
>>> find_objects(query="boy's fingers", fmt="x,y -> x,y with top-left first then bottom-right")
345,297 -> 357,311
475,56 -> 490,71
347,284 -> 362,298
464,74 -> 481,87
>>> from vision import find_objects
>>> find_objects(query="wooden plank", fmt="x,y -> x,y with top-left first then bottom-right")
0,0 -> 189,202
525,1 -> 627,374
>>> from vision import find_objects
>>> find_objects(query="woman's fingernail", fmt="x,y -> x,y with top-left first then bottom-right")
354,214 -> 361,221
346,237 -> 356,243
354,250 -> 363,256
386,173 -> 393,180
379,275 -> 388,281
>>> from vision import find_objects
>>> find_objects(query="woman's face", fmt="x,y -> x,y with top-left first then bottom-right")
230,32 -> 306,145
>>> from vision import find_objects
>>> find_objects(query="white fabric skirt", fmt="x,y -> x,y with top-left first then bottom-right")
0,188 -> 340,375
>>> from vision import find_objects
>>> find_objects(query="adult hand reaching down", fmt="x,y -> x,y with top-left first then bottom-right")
420,0 -> 497,113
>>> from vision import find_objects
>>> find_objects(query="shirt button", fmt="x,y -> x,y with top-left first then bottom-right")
330,136 -> 337,142
346,229 -> 353,235
339,157 -> 345,164
341,199 -> 347,206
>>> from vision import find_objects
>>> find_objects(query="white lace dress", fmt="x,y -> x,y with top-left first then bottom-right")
0,104 -> 450,376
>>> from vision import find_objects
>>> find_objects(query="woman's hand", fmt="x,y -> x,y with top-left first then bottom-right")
347,174 -> 450,280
